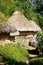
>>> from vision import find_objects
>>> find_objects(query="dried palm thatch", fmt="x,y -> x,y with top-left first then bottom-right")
0,11 -> 41,34
0,22 -> 17,33
7,11 -> 41,32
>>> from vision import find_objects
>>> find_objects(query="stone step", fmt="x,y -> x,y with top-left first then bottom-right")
0,62 -> 5,65
29,54 -> 37,58
25,46 -> 36,50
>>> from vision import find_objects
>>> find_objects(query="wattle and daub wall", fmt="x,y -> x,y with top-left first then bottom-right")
0,31 -> 37,46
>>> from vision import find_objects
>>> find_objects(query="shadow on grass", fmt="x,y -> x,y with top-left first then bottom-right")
1,56 -> 28,65
29,61 -> 43,65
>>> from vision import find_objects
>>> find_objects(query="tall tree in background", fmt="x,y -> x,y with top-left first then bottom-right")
29,0 -> 43,29
29,0 -> 43,14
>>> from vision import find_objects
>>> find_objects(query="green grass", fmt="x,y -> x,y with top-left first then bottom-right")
0,44 -> 29,65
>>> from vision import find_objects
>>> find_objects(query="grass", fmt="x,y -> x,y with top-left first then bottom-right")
0,44 -> 29,65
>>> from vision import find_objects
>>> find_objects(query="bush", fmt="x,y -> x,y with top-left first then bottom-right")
36,32 -> 43,57
37,32 -> 43,51
0,44 -> 29,65
29,57 -> 43,65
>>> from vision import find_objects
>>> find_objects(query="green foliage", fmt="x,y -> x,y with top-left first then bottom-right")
35,0 -> 43,13
36,13 -> 43,28
37,32 -> 43,51
0,0 -> 33,17
30,57 -> 43,65
0,0 -> 43,28
0,11 -> 7,26
0,44 -> 29,64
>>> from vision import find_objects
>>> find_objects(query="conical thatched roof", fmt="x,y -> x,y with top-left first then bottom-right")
7,11 -> 41,32
0,11 -> 41,33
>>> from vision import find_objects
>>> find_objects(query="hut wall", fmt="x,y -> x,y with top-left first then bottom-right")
0,31 -> 37,46
15,36 -> 30,47
19,31 -> 37,35
15,31 -> 37,47
0,33 -> 15,45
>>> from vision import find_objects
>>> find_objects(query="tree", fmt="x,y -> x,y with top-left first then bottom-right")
29,0 -> 43,14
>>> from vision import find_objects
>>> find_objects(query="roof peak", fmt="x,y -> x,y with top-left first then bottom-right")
13,11 -> 23,15
7,11 -> 41,32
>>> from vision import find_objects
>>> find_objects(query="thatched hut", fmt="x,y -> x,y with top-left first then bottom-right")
0,11 -> 41,46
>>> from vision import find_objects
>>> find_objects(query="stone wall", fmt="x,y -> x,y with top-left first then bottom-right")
0,31 -> 37,46
15,36 -> 31,47
14,31 -> 37,47
0,33 -> 15,46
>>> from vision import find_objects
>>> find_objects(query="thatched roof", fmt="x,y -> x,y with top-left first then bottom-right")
0,22 -> 17,33
7,11 -> 41,32
0,11 -> 41,34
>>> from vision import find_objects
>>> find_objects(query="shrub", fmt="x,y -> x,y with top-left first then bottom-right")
29,57 -> 43,65
0,44 -> 29,65
37,32 -> 43,51
36,32 -> 43,57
